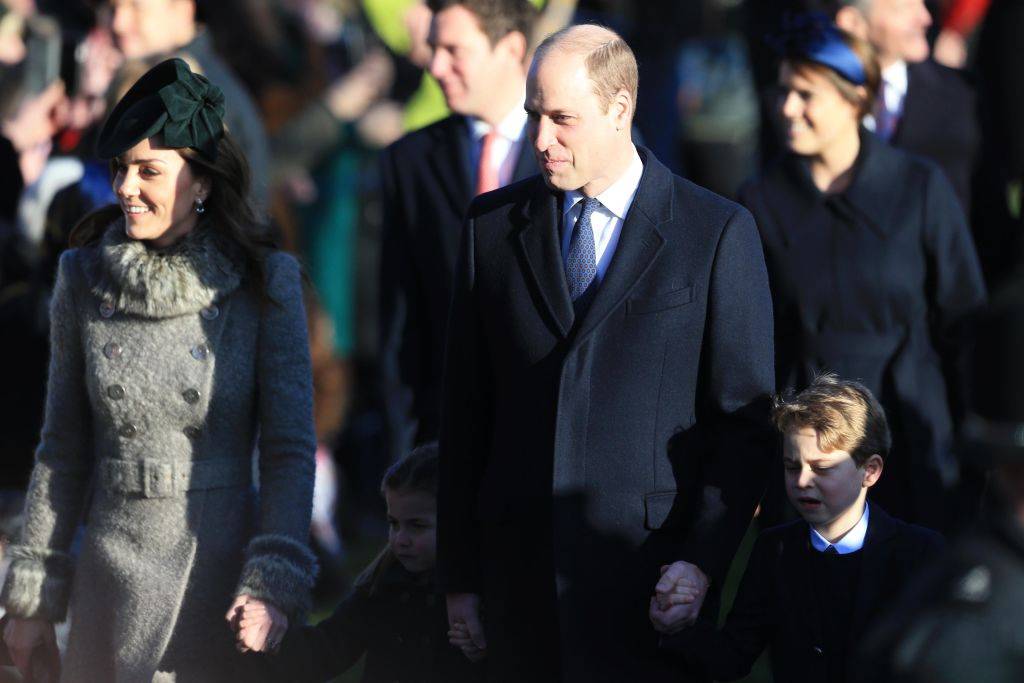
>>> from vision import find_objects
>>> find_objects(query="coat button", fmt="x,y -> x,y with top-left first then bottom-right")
182,388 -> 200,404
103,342 -> 122,360
119,423 -> 138,438
184,426 -> 201,439
201,305 -> 219,320
190,344 -> 210,360
396,635 -> 404,645
107,384 -> 125,400
813,645 -> 824,656
99,302 -> 115,318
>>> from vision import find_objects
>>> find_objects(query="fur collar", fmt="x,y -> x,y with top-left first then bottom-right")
87,219 -> 244,318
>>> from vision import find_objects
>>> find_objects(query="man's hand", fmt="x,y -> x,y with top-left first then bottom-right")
649,561 -> 710,634
446,593 -> 486,656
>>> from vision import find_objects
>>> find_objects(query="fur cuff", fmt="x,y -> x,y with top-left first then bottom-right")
235,534 -> 318,619
0,546 -> 74,622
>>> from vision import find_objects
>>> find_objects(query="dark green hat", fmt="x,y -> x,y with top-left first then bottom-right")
96,58 -> 226,160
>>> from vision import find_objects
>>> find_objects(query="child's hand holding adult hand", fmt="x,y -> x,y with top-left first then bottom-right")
225,595 -> 289,653
649,562 -> 710,634
448,620 -> 486,662
446,593 -> 486,657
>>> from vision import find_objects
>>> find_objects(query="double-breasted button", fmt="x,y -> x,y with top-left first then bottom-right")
201,305 -> 219,320
182,388 -> 200,404
190,343 -> 210,361
107,384 -> 125,400
184,426 -> 201,439
99,302 -> 115,318
103,342 -> 122,360
119,423 -> 138,438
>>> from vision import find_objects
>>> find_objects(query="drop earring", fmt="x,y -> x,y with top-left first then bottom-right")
195,198 -> 205,214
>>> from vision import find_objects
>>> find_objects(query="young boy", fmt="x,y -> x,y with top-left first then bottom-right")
653,374 -> 944,683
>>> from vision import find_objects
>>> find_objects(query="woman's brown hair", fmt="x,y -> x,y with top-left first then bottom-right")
784,28 -> 881,118
68,131 -> 277,298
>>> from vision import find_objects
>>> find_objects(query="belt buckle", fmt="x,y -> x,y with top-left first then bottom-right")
141,460 -> 175,498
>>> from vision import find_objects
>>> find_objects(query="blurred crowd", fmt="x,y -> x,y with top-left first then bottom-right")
0,0 -> 1022,658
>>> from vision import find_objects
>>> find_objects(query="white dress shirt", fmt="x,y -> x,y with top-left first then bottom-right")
863,60 -> 908,141
467,99 -> 529,190
560,146 -> 645,281
810,502 -> 870,555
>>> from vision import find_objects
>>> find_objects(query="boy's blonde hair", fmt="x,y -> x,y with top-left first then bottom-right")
772,374 -> 891,465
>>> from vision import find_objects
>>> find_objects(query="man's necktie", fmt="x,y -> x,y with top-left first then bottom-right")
873,83 -> 899,141
475,131 -> 500,196
566,197 -> 600,301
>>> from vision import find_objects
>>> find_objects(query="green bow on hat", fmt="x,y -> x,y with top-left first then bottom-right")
97,58 -> 226,160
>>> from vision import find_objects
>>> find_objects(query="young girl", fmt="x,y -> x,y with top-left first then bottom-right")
242,443 -> 482,682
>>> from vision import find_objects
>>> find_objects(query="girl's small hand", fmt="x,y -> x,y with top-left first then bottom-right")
232,595 -> 289,653
448,621 -> 486,662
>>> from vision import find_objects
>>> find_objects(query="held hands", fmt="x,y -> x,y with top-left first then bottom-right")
225,594 -> 288,654
446,593 -> 486,662
3,616 -> 58,680
648,561 -> 710,635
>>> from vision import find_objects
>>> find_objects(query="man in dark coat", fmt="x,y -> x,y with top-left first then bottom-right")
439,24 -> 776,682
379,0 -> 539,465
831,0 -> 980,212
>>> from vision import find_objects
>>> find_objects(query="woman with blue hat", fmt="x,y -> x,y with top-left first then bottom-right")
740,15 -> 986,531
0,58 -> 317,680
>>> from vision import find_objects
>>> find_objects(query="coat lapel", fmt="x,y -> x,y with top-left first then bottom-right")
516,185 -> 575,337
571,147 -> 667,344
428,116 -> 473,222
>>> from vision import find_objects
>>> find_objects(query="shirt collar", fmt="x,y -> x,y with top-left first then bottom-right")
809,502 -> 870,554
468,97 -> 528,143
563,146 -> 644,220
882,60 -> 908,97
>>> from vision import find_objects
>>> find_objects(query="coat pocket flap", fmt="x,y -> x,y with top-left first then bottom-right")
643,491 -> 680,530
628,286 -> 694,315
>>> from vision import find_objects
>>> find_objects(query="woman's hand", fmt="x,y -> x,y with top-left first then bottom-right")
225,594 -> 288,653
3,616 -> 57,677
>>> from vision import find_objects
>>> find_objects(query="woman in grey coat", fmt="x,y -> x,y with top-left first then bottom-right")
0,58 -> 317,681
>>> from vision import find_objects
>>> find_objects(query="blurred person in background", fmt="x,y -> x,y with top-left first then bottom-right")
739,16 -> 986,531
829,0 -> 979,216
91,0 -> 271,208
378,0 -> 539,469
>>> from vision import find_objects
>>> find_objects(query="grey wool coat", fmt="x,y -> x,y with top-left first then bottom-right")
0,221 -> 318,682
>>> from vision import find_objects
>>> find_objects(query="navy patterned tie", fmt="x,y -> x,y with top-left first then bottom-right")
566,197 -> 600,301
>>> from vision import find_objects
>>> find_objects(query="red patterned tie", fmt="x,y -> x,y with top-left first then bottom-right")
475,131 -> 500,196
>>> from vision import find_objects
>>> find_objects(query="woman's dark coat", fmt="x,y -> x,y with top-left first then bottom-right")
739,131 -> 986,528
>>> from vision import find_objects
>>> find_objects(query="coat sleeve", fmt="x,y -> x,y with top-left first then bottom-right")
662,534 -> 776,681
436,215 -> 491,594
922,166 -> 987,424
681,207 -> 776,586
256,586 -> 371,683
1,250 -> 92,622
235,252 -> 318,620
378,144 -> 422,464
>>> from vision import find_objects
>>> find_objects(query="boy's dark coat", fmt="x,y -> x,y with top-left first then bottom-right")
666,504 -> 944,682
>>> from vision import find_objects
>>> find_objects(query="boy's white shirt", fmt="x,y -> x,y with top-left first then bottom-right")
809,502 -> 870,554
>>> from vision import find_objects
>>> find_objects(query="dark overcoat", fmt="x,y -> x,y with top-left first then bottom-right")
891,60 -> 979,214
250,560 -> 481,683
378,115 -> 536,461
666,504 -> 944,683
739,131 -> 986,529
438,147 -> 776,682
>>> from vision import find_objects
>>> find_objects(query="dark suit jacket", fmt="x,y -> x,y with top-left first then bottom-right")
379,114 -> 536,462
667,505 -> 944,683
740,130 -> 986,530
891,60 -> 979,213
438,147 -> 776,682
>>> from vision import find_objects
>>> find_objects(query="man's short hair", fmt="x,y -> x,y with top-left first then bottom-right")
425,0 -> 538,46
772,373 -> 891,465
533,24 -> 639,119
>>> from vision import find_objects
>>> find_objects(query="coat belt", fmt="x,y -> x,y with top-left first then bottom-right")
98,457 -> 252,498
